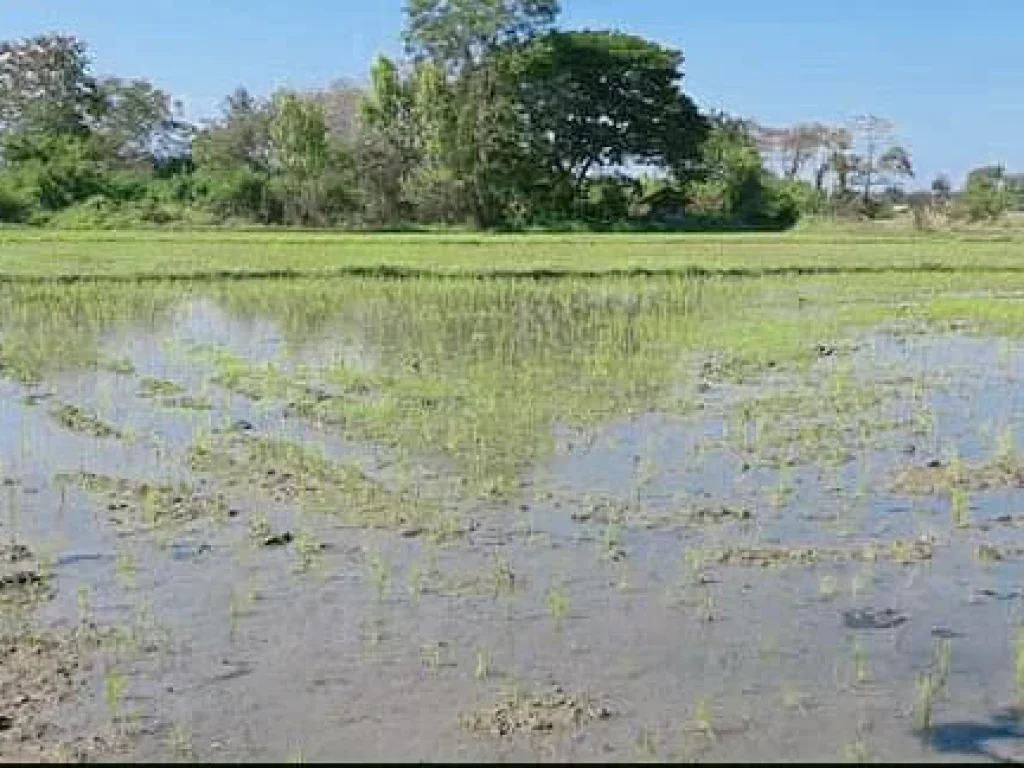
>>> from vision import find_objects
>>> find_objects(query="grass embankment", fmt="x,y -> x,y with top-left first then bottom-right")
2,229 -> 1024,280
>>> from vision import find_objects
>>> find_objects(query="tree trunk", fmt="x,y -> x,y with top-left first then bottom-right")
814,163 -> 827,194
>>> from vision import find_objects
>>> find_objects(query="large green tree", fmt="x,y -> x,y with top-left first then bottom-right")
513,30 -> 706,212
0,34 -> 101,136
90,77 -> 187,161
404,0 -> 559,72
191,88 -> 272,172
400,0 -> 562,227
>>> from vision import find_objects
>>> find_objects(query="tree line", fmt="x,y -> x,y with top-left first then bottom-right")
0,1 -> 1018,230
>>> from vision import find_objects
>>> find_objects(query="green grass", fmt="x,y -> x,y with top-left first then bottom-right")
3,229 -> 1024,280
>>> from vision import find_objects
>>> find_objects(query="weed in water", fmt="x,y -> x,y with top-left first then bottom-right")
950,487 -> 970,529
850,562 -> 874,598
546,580 -> 570,633
995,426 -> 1018,470
842,737 -> 873,763
105,666 -> 127,721
490,551 -> 516,597
166,723 -> 194,760
1016,628 -> 1024,706
115,548 -> 137,590
782,683 -> 809,715
421,641 -> 448,674
407,561 -> 424,604
851,640 -> 872,685
636,726 -> 659,759
294,528 -> 325,574
249,512 -> 272,542
77,584 -> 92,627
819,573 -> 840,601
367,549 -> 392,602
694,698 -> 717,741
913,673 -> 937,733
475,649 -> 491,681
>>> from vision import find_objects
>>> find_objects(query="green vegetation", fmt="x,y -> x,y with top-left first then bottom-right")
8,226 -> 1024,761
5,229 -> 1024,282
14,1 -> 1008,233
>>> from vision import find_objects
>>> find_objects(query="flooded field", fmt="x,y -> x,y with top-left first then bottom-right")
5,271 -> 1024,762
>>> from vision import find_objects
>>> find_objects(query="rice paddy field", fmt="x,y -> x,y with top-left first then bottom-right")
6,229 -> 1024,761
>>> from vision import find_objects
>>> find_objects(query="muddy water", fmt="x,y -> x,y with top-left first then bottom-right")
3,279 -> 1024,762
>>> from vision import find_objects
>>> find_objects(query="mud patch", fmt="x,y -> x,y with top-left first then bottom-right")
699,538 -> 934,568
64,472 -> 237,531
0,626 -> 117,762
843,607 -> 909,630
48,403 -> 122,439
462,686 -> 613,737
892,458 -> 1024,495
0,544 -> 54,608
137,377 -> 212,411
190,435 -> 467,539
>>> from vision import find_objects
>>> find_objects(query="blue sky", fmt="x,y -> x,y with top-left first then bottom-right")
3,1 -> 1022,187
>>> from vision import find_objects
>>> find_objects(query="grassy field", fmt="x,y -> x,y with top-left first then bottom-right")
3,228 -> 1024,280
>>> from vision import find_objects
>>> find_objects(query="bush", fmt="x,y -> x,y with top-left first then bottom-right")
0,177 -> 34,223
957,175 -> 1008,222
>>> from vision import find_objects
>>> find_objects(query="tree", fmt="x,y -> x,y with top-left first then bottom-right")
816,127 -> 851,196
90,77 -> 189,162
311,79 -> 366,143
1005,172 -> 1024,211
848,115 -> 913,206
400,0 -> 563,227
269,92 -> 328,179
265,92 -> 332,224
754,122 -> 832,181
357,57 -> 423,223
877,145 -> 914,186
404,0 -> 559,74
931,174 -> 952,204
0,34 -> 101,137
959,167 -> 1009,221
849,114 -> 892,203
192,87 -> 272,172
513,30 -> 707,214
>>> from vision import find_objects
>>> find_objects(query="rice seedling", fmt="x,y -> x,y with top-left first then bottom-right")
293,528 -> 325,574
249,512 -> 272,542
951,488 -> 971,529
420,641 -> 449,673
1016,628 -> 1024,706
850,562 -> 874,598
475,648 -> 491,681
115,548 -> 137,590
490,552 -> 516,597
367,549 -> 392,602
635,725 -> 659,759
77,584 -> 92,627
819,574 -> 840,601
781,683 -> 809,715
166,723 -> 194,760
407,561 -> 425,604
851,640 -> 872,685
913,673 -> 938,733
105,666 -> 127,721
546,580 -> 570,633
693,698 -> 717,741
935,638 -> 952,695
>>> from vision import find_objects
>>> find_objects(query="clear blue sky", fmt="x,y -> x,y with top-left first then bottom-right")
3,1 -> 1022,187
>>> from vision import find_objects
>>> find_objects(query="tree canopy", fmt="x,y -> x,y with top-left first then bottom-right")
0,6 -> 977,230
